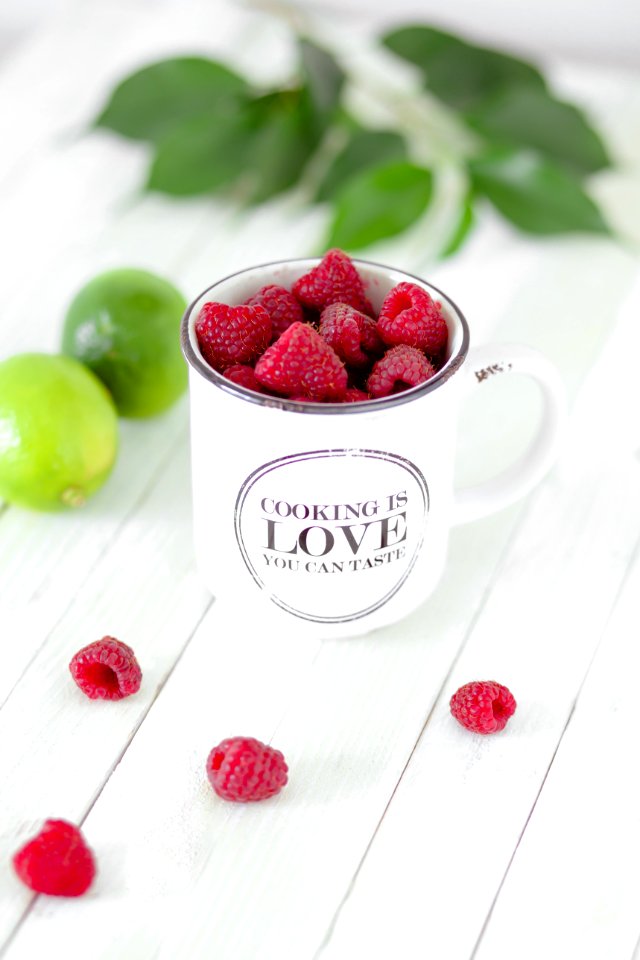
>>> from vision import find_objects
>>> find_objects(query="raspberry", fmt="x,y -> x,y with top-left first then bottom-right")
292,249 -> 373,315
206,736 -> 288,802
222,364 -> 261,392
377,282 -> 448,355
255,322 -> 347,401
69,637 -> 141,701
450,681 -> 517,734
319,303 -> 382,367
195,302 -> 271,370
344,387 -> 370,402
13,820 -> 96,897
245,284 -> 303,341
367,345 -> 436,398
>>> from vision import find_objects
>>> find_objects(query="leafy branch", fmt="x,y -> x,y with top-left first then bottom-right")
94,24 -> 612,256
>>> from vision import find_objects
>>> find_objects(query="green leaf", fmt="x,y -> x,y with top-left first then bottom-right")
147,113 -> 251,196
147,89 -> 322,202
315,128 -> 409,202
327,161 -> 433,250
469,150 -> 610,234
440,194 -> 475,257
95,57 -> 249,143
466,85 -> 609,175
382,25 -> 545,111
241,91 -> 320,204
298,38 -> 345,121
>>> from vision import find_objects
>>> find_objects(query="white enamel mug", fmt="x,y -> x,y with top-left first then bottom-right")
181,258 -> 565,639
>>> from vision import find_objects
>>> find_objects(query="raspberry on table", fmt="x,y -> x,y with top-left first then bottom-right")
367,345 -> 436,398
206,736 -> 288,802
450,681 -> 517,734
377,282 -> 448,356
319,303 -> 382,367
195,302 -> 271,371
222,364 -> 261,392
255,321 -> 348,401
69,637 -> 142,701
12,820 -> 96,897
245,284 -> 304,341
292,249 -> 373,315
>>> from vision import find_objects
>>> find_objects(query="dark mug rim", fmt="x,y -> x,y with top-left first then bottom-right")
180,257 -> 470,415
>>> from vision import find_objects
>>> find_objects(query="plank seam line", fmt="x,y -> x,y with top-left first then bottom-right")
0,594 -> 215,958
469,526 -> 640,960
631,926 -> 640,960
0,433 -> 187,716
313,494 -> 538,959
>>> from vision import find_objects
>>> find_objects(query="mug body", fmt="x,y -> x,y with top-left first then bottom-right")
182,259 -> 469,639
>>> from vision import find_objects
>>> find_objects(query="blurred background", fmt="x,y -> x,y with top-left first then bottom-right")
1,8 -> 639,955
0,0 -> 639,485
2,0 -> 640,66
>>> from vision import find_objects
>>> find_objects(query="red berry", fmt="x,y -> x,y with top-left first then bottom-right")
255,322 -> 348,401
245,284 -> 304,341
344,387 -> 370,402
377,282 -> 448,355
292,249 -> 373,315
13,820 -> 96,897
69,637 -> 141,701
367,345 -> 436,398
319,303 -> 382,367
206,736 -> 288,802
222,364 -> 261,392
450,681 -> 517,734
195,302 -> 271,370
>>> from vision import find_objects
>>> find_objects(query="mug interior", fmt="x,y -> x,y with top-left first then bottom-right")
181,258 -> 469,412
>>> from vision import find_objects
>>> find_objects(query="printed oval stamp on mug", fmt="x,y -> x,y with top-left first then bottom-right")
235,449 -> 429,623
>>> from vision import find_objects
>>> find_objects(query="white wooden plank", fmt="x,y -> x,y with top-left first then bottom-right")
0,437 -> 212,943
315,274 -> 640,960
1,506 -> 524,960
472,540 -> 640,959
0,138 -> 143,350
317,470 -> 640,960
467,275 -> 640,960
0,74 -> 252,707
0,405 -> 190,707
4,264 -> 637,958
0,140 -> 240,357
0,223 -> 520,952
441,238 -> 636,490
0,188 -> 242,700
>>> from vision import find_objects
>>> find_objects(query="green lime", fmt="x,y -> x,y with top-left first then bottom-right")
0,353 -> 119,511
62,267 -> 187,418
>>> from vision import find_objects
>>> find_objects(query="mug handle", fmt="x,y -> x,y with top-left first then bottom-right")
453,343 -> 566,525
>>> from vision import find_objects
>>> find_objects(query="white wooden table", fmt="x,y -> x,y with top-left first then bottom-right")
1,2 -> 640,957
